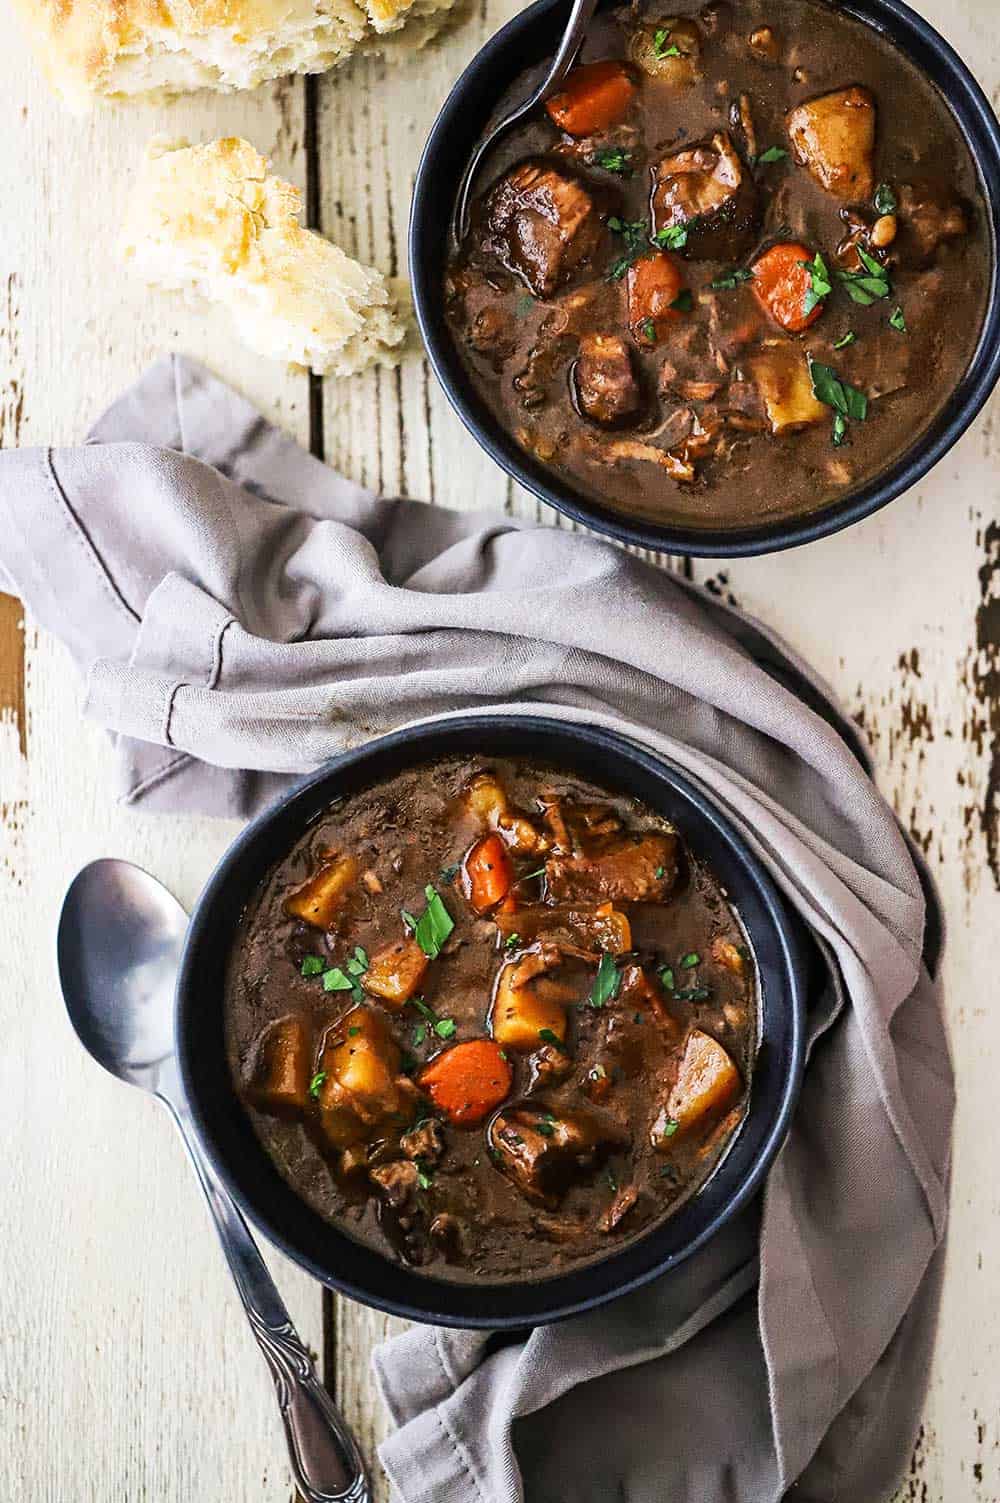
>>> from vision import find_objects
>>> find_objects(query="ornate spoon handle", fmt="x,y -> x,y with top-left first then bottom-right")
163,1087 -> 370,1503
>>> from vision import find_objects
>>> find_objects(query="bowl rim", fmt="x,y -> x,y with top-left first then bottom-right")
176,714 -> 808,1327
408,0 -> 1000,558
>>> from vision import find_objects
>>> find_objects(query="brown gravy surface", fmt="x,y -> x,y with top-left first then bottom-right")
224,758 -> 757,1283
445,0 -> 990,531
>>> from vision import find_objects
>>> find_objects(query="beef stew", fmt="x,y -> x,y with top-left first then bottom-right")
444,0 -> 991,531
224,757 -> 757,1283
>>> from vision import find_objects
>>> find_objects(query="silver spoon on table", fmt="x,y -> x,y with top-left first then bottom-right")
57,858 -> 370,1503
452,0 -> 601,241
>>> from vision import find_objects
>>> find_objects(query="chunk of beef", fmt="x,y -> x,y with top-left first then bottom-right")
897,180 -> 970,265
489,1105 -> 628,1207
786,86 -> 875,202
573,431 -> 698,482
598,1182 -> 640,1232
706,289 -> 768,367
652,132 -> 759,260
369,1159 -> 419,1210
546,831 -> 680,902
724,377 -> 768,431
482,159 -> 605,299
400,1118 -> 446,1166
573,333 -> 643,426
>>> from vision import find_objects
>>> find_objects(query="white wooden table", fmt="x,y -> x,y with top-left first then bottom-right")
1,3 -> 999,1496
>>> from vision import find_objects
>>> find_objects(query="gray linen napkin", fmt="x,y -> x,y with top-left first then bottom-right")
0,355 -> 951,1502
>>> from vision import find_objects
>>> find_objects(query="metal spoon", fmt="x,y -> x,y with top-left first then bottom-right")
452,0 -> 601,241
57,858 -> 370,1503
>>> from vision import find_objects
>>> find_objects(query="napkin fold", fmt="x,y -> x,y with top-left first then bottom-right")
0,355 -> 952,1502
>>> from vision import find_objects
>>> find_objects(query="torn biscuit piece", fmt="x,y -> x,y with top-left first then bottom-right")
12,0 -> 458,110
120,137 -> 408,377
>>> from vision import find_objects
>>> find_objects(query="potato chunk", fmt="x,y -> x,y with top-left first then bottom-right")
363,937 -> 429,1008
315,1005 -> 404,1145
284,854 -> 359,929
491,949 -> 575,1051
655,1029 -> 741,1142
746,344 -> 826,435
786,86 -> 876,202
629,17 -> 701,85
245,1015 -> 311,1113
467,772 -> 549,855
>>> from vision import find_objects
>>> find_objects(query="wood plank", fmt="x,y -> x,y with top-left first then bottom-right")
0,39 -> 323,1503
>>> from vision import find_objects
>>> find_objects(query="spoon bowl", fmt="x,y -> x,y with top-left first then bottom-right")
58,858 -> 186,1091
56,858 -> 370,1503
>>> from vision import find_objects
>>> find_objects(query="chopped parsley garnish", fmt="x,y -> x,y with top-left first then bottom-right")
348,1025 -> 361,1037
412,1022 -> 427,1047
661,1118 -> 680,1138
409,995 -> 457,1039
833,331 -> 856,350
589,951 -> 622,1008
535,1115 -> 557,1138
671,289 -> 694,313
712,266 -> 753,291
680,952 -> 700,969
889,304 -> 907,333
591,146 -> 632,175
301,955 -> 324,977
674,985 -> 712,1002
655,865 -> 666,879
809,356 -> 868,448
652,223 -> 688,251
606,216 -> 650,281
836,246 -> 891,306
403,884 -> 455,958
799,251 -> 831,316
416,1168 -> 434,1191
652,27 -> 681,57
352,946 -> 369,968
756,145 -> 788,164
505,932 -> 521,949
516,866 -> 547,884
538,1027 -> 568,1052
308,1071 -> 327,1099
873,182 -> 897,216
659,965 -> 675,991
322,967 -> 354,993
640,317 -> 657,343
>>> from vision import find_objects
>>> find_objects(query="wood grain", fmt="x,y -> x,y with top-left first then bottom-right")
0,40 -> 322,1503
1,0 -> 999,1495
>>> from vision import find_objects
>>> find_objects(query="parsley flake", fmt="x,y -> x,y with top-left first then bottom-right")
652,223 -> 688,251
873,182 -> 898,216
301,955 -> 324,977
538,1027 -> 568,1053
671,288 -> 694,313
652,27 -> 681,57
662,1118 -> 680,1138
889,304 -> 907,333
756,145 -> 788,164
833,331 -> 856,350
322,967 -> 354,993
405,884 -> 455,958
712,266 -> 753,291
591,146 -> 632,175
800,251 -> 832,316
589,951 -> 622,1008
309,1071 -> 327,1099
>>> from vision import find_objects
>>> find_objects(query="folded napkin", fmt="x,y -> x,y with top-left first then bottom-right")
0,355 -> 952,1502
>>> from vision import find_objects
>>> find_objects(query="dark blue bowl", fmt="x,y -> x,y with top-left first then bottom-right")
409,0 -> 1000,557
176,716 -> 807,1327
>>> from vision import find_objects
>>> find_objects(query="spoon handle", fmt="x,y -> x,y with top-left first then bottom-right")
452,0 -> 601,239
166,1097 -> 370,1503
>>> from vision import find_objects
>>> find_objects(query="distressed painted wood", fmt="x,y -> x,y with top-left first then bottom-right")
2,0 -> 999,1495
0,34 -> 322,1503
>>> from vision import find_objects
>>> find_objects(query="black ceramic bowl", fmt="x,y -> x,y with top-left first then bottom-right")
409,0 -> 1000,557
177,716 -> 807,1327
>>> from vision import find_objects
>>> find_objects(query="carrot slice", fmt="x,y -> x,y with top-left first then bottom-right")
751,241 -> 824,333
627,252 -> 686,344
545,60 -> 638,138
418,1039 -> 513,1127
463,833 -> 514,914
